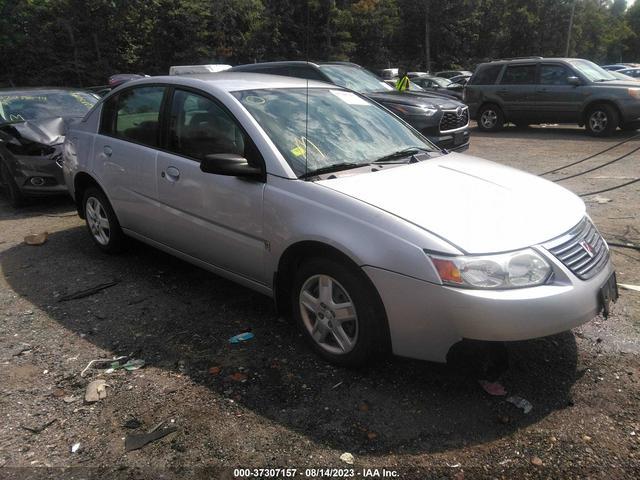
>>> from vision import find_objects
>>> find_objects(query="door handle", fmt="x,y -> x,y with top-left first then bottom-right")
103,145 -> 113,157
163,166 -> 180,181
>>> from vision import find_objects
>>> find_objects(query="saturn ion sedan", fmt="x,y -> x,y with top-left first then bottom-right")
63,73 -> 617,366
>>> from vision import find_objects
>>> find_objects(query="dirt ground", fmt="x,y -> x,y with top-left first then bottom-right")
0,124 -> 639,479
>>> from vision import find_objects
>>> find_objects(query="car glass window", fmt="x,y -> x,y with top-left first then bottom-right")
114,86 -> 164,147
540,64 -> 572,85
0,90 -> 98,123
168,89 -> 246,162
287,65 -> 327,81
500,65 -> 537,85
469,65 -> 502,85
233,88 -> 435,178
567,59 -> 616,82
318,64 -> 393,93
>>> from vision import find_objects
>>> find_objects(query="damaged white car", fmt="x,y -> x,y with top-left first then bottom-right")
63,74 -> 617,366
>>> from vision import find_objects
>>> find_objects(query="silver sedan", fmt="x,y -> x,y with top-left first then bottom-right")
63,73 -> 616,366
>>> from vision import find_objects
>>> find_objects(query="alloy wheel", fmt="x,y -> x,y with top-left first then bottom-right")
480,109 -> 498,129
299,274 -> 358,355
589,110 -> 608,133
85,196 -> 111,246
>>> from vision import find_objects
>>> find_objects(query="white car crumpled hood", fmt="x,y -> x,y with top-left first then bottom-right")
317,153 -> 586,254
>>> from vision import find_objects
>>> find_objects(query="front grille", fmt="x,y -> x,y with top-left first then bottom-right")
544,217 -> 609,280
439,107 -> 469,132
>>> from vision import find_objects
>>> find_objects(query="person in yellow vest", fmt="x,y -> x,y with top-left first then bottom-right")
395,67 -> 410,92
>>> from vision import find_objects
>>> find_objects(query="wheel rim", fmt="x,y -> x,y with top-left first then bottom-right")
85,196 -> 111,246
480,109 -> 498,129
299,274 -> 358,355
589,110 -> 608,133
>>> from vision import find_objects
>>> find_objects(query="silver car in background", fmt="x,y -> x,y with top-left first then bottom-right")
63,73 -> 616,366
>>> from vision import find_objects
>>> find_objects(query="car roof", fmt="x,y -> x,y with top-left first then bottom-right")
115,72 -> 334,93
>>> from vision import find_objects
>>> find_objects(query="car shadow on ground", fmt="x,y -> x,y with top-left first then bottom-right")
469,123 -> 639,142
0,195 -> 76,221
0,226 -> 582,455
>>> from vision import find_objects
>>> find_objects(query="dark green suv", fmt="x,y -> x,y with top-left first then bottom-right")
465,57 -> 640,136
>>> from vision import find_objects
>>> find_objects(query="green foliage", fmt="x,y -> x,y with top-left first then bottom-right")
0,0 -> 638,87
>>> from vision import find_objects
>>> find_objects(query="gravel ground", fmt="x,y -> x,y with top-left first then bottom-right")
0,124 -> 639,479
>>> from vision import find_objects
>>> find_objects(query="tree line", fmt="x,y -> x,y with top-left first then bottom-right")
1,0 -> 638,88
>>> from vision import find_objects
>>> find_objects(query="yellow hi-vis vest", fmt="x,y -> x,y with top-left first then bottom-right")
395,75 -> 409,92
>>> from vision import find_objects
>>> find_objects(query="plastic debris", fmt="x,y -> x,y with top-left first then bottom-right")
619,283 -> 640,292
108,359 -> 145,372
84,379 -> 108,403
80,355 -> 129,377
592,196 -> 612,204
479,380 -> 507,396
446,462 -> 462,468
506,395 -> 533,414
58,281 -> 118,302
331,381 -> 344,390
71,443 -> 81,453
339,452 -> 354,465
125,426 -> 177,452
21,419 -> 56,434
24,232 -> 48,246
228,332 -> 254,344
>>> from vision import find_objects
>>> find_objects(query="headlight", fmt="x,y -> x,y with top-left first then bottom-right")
428,249 -> 552,289
386,102 -> 438,117
628,88 -> 640,99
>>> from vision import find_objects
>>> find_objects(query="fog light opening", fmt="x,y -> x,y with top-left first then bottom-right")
30,176 -> 45,186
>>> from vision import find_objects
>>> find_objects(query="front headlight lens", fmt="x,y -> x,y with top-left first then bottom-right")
429,249 -> 551,289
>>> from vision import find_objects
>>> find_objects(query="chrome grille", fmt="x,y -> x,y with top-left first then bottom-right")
439,107 -> 469,132
543,218 -> 609,280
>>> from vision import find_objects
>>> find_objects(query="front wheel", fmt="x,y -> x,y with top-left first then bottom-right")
585,104 -> 619,137
82,186 -> 125,253
477,105 -> 505,132
292,257 -> 389,367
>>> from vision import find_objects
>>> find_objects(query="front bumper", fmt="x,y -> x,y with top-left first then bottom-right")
11,149 -> 68,196
364,253 -> 614,363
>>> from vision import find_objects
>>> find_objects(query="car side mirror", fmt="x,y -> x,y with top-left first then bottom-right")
200,153 -> 264,180
567,76 -> 581,86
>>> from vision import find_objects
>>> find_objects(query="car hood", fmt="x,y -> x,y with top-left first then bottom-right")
365,90 -> 463,109
317,153 -> 585,254
0,116 -> 80,146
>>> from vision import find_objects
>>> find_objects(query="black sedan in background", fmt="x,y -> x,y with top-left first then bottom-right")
411,76 -> 464,100
0,88 -> 98,206
229,61 -> 470,152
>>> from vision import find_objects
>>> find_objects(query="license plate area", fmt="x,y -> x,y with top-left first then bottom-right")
599,271 -> 618,318
453,131 -> 468,146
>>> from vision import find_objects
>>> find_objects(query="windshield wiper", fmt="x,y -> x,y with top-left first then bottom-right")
372,147 -> 432,164
299,162 -> 368,179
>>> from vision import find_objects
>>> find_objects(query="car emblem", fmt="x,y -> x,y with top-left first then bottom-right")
456,106 -> 463,117
579,240 -> 595,258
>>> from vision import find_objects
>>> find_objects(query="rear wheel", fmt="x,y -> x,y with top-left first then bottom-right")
477,104 -> 505,132
82,186 -> 124,253
0,160 -> 24,208
585,104 -> 619,137
292,257 -> 389,367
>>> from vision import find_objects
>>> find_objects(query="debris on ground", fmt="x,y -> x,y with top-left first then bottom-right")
478,380 -> 507,396
619,283 -> 640,292
63,395 -> 78,404
229,372 -> 248,382
228,332 -> 254,344
106,359 -> 145,373
80,355 -> 129,377
84,379 -> 108,403
125,426 -> 178,452
122,418 -> 142,429
9,344 -> 32,357
531,455 -> 543,466
208,366 -> 221,375
71,443 -> 81,453
591,196 -> 612,204
506,395 -> 533,414
20,419 -> 56,434
331,381 -> 344,390
58,281 -> 119,302
339,452 -> 354,465
24,232 -> 48,246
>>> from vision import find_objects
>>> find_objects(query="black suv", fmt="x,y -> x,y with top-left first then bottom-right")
229,61 -> 470,151
465,57 -> 640,136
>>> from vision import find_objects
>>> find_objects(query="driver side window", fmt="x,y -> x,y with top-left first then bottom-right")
168,89 -> 246,161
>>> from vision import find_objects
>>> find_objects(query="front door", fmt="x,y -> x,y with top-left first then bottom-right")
154,88 -> 266,283
535,63 -> 585,123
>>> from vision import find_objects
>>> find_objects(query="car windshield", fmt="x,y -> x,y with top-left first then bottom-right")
318,65 -> 393,93
432,77 -> 453,87
568,60 -> 617,82
233,88 -> 435,178
0,90 -> 98,124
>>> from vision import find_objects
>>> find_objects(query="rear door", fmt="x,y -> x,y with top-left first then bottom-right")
154,87 -> 267,283
535,63 -> 584,123
496,63 -> 539,121
95,85 -> 167,237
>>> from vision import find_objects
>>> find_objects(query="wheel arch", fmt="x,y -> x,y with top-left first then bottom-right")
581,99 -> 622,126
73,171 -> 109,219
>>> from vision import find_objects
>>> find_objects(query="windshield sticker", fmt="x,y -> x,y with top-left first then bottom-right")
70,92 -> 96,109
0,95 -> 48,103
291,146 -> 305,157
244,95 -> 266,105
329,90 -> 370,106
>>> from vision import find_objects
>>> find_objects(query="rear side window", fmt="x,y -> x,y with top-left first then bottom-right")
101,86 -> 165,147
469,65 -> 502,85
167,89 -> 248,162
500,65 -> 537,85
540,64 -> 572,85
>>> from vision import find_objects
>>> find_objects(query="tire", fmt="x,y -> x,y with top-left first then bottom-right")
0,160 -> 25,208
477,104 -> 505,132
585,104 -> 619,137
291,257 -> 389,367
82,186 -> 125,253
